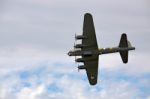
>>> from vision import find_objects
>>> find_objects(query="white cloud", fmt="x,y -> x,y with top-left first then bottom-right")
0,85 -> 15,99
122,52 -> 150,75
0,46 -> 72,76
19,76 -> 139,99
0,86 -> 7,99
147,96 -> 150,99
0,61 -> 148,99
17,85 -> 45,99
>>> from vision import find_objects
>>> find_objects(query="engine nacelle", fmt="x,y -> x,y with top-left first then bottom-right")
75,35 -> 86,40
82,51 -> 93,56
78,65 -> 86,69
74,44 -> 87,48
75,58 -> 85,62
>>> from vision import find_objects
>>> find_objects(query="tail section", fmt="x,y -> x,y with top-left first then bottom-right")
119,33 -> 131,63
119,33 -> 128,48
120,50 -> 128,63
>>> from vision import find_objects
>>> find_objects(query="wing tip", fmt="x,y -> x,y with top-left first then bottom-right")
84,13 -> 92,17
89,76 -> 97,85
122,33 -> 127,37
90,82 -> 97,85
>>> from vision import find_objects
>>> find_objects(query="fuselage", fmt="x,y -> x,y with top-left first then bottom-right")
68,46 -> 135,56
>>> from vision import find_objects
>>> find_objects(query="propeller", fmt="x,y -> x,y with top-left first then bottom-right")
74,34 -> 77,64
74,42 -> 77,62
75,33 -> 77,40
77,64 -> 80,72
75,33 -> 80,72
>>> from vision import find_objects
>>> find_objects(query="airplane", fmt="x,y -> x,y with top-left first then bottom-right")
68,13 -> 135,85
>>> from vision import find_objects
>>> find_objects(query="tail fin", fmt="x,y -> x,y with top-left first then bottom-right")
119,33 -> 128,63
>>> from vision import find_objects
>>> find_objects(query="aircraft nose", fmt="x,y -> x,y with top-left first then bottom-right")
67,51 -> 71,56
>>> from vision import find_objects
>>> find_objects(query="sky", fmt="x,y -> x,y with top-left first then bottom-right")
0,0 -> 150,99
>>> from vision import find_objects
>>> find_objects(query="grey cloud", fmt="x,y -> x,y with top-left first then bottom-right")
0,0 -> 149,52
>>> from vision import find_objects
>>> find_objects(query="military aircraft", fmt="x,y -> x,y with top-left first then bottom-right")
68,13 -> 135,85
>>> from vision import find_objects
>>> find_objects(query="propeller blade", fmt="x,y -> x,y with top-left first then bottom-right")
77,64 -> 80,72
75,56 -> 77,64
75,33 -> 77,40
74,42 -> 75,46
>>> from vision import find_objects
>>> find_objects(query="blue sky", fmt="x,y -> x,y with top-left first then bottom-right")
0,0 -> 150,99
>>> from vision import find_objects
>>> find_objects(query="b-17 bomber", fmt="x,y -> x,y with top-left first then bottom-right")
68,13 -> 135,85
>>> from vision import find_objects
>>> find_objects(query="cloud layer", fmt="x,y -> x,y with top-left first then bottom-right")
0,47 -> 149,99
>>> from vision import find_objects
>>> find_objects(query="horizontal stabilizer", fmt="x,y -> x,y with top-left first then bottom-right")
119,33 -> 128,63
120,51 -> 128,63
119,33 -> 127,48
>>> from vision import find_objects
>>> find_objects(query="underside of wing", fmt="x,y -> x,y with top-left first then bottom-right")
82,13 -> 98,51
81,13 -> 99,85
84,56 -> 99,85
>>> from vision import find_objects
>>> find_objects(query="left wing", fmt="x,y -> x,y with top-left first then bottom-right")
84,56 -> 99,85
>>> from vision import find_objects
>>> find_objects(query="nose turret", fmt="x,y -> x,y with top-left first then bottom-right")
68,51 -> 70,56
67,51 -> 72,56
